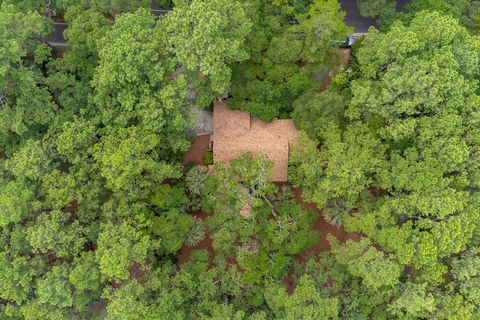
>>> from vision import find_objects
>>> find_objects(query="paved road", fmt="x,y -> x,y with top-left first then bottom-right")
46,23 -> 68,48
339,0 -> 377,34
339,0 -> 411,34
45,5 -> 170,47
46,0 -> 411,48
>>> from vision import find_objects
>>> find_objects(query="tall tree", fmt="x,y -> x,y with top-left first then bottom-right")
161,0 -> 252,95
229,0 -> 351,121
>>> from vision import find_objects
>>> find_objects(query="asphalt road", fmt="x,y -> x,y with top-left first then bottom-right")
338,0 -> 376,33
46,0 -> 411,47
46,23 -> 68,48
45,4 -> 170,46
339,0 -> 411,33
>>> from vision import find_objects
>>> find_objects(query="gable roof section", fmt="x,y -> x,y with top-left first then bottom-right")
212,100 -> 298,181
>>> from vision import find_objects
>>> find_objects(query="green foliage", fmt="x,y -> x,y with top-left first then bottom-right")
185,165 -> 208,210
93,126 -> 178,197
185,217 -> 206,246
292,88 -> 346,141
161,0 -> 252,94
388,282 -> 436,319
146,184 -> 194,254
26,210 -> 86,259
181,249 -> 210,275
0,4 -> 54,149
290,125 -> 385,208
289,10 -> 480,319
331,237 -> 402,289
0,253 -> 36,304
151,209 -> 193,254
356,0 -> 396,25
95,221 -> 149,281
62,7 -> 111,78
202,150 -> 213,165
36,265 -> 74,309
322,197 -> 349,227
104,279 -> 156,320
265,275 -> 339,319
229,0 -> 352,121
2,1 -> 480,319
149,184 -> 188,211
69,251 -> 101,293
0,179 -> 40,227
93,8 -> 192,152
450,248 -> 480,303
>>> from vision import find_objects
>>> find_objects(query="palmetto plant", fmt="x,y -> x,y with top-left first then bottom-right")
322,197 -> 349,227
185,217 -> 206,247
185,166 -> 208,210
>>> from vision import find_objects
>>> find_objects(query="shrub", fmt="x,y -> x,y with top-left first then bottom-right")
203,150 -> 213,165
149,184 -> 188,211
181,249 -> 209,275
322,197 -> 349,227
185,166 -> 208,210
185,217 -> 206,246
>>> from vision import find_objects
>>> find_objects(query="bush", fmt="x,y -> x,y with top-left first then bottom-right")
322,197 -> 349,227
185,217 -> 206,246
181,249 -> 209,275
149,184 -> 188,211
203,150 -> 213,165
185,165 -> 209,210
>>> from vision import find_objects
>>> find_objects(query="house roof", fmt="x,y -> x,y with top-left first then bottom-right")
212,100 -> 298,181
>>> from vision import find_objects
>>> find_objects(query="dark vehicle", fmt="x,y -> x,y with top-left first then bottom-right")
339,36 -> 355,48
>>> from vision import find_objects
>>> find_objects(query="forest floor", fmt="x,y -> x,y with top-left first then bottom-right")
176,186 -> 359,270
182,135 -> 210,166
177,210 -> 215,267
292,187 -> 359,261
318,48 -> 351,91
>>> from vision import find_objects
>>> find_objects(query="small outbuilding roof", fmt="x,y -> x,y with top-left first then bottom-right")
212,100 -> 298,181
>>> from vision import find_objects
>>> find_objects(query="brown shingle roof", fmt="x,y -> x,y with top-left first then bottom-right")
212,100 -> 298,181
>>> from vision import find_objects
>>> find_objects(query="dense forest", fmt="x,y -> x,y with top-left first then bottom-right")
0,0 -> 480,319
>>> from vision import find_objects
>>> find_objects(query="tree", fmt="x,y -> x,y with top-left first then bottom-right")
388,283 -> 436,319
61,7 -> 112,78
59,0 -> 150,14
104,280 -> 154,320
330,237 -> 402,289
36,265 -> 74,309
264,275 -> 339,319
0,0 -> 56,14
26,210 -> 86,259
95,221 -> 149,281
69,251 -> 102,311
0,252 -> 36,304
290,124 -> 385,208
0,4 -> 54,150
5,139 -> 52,181
93,8 -> 192,155
93,126 -> 179,197
292,88 -> 346,141
356,0 -> 396,25
229,0 -> 351,121
0,179 -> 40,227
161,0 -> 252,95
291,0 -> 352,64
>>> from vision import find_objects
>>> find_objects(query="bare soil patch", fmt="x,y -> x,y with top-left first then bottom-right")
183,135 -> 210,165
318,48 -> 351,92
176,211 -> 215,267
292,187 -> 359,262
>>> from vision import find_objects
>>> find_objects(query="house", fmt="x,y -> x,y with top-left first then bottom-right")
210,100 -> 298,182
